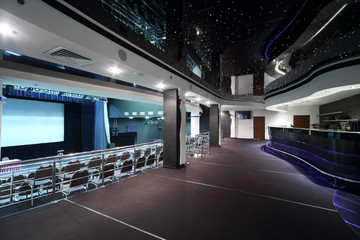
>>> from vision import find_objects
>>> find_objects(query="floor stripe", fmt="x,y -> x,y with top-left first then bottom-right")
149,173 -> 337,213
65,199 -> 166,240
190,161 -> 307,177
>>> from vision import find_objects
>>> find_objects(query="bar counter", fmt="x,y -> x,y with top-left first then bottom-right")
268,127 -> 360,183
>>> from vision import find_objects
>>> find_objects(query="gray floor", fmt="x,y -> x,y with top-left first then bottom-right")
0,139 -> 358,239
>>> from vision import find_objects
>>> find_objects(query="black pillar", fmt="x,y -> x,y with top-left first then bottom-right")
210,104 -> 220,146
163,89 -> 182,168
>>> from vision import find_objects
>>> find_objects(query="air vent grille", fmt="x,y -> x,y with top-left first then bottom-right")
43,47 -> 97,67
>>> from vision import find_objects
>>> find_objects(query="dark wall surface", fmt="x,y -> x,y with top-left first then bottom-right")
221,111 -> 231,138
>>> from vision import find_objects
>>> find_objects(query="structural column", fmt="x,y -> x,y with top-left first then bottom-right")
0,80 -> 4,159
209,104 -> 220,146
163,89 -> 186,168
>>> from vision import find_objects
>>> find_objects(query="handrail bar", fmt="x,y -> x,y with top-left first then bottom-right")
16,140 -> 163,165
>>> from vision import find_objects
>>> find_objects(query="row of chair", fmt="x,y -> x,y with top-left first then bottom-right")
0,151 -> 163,206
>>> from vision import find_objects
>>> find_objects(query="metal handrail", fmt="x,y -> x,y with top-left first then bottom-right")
186,132 -> 210,157
0,140 -> 163,213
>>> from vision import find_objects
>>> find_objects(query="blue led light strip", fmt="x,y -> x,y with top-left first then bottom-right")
345,220 -> 360,229
264,0 -> 308,60
333,203 -> 357,214
271,136 -> 360,158
270,141 -> 351,169
334,194 -> 360,206
266,144 -> 360,184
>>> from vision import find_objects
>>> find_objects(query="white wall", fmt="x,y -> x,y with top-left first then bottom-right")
234,105 -> 319,139
190,112 -> 200,137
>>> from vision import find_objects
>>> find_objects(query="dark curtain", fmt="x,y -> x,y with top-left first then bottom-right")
94,101 -> 108,150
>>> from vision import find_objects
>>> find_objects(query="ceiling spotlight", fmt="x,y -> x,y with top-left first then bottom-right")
157,83 -> 165,90
0,24 -> 16,36
185,92 -> 191,97
196,97 -> 201,101
109,67 -> 122,74
206,101 -> 210,105
129,117 -> 133,119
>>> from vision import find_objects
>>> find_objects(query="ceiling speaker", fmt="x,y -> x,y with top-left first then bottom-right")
118,49 -> 127,61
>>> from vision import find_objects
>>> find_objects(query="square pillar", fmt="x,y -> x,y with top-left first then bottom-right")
163,89 -> 186,168
210,104 -> 220,146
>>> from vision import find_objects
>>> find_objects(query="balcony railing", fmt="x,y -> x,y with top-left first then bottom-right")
0,140 -> 163,216
186,132 -> 210,157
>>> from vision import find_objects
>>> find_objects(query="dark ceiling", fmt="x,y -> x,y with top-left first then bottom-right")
186,0 -> 333,76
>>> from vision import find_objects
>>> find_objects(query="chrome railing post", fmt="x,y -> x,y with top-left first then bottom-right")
101,153 -> 105,187
52,159 -> 56,203
133,146 -> 136,175
10,168 -> 14,202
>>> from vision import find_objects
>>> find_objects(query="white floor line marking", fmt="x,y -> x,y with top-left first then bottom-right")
190,161 -> 306,177
149,173 -> 337,213
65,199 -> 166,240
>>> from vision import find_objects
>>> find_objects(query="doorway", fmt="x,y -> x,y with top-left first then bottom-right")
293,115 -> 310,128
253,116 -> 265,140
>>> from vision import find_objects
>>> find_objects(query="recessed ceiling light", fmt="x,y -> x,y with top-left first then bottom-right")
185,92 -> 190,97
157,83 -> 165,90
206,101 -> 210,105
129,117 -> 133,119
145,116 -> 150,119
196,97 -> 201,101
109,67 -> 122,74
0,24 -> 16,36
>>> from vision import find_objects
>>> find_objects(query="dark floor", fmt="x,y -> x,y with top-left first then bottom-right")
0,139 -> 359,240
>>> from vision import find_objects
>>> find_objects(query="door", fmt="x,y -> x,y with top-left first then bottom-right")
253,116 -> 265,140
293,115 -> 310,128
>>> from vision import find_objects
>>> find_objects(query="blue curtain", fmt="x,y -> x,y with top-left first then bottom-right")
94,101 -> 109,150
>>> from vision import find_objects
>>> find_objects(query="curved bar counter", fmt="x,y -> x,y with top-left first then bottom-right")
268,127 -> 360,183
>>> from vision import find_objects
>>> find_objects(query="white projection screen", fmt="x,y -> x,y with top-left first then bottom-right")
1,98 -> 65,147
